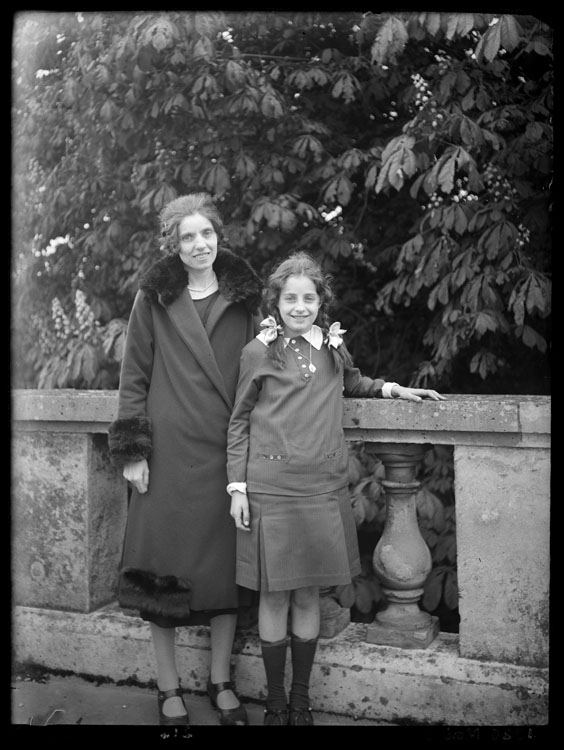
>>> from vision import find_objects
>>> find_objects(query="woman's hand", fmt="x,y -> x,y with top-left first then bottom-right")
230,491 -> 251,531
392,385 -> 446,402
123,459 -> 150,494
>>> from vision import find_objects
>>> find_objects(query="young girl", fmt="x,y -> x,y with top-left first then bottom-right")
226,252 -> 445,725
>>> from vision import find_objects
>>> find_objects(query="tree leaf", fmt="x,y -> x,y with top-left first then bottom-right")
365,162 -> 379,190
499,15 -> 522,52
331,72 -> 360,103
370,14 -> 408,65
339,148 -> 365,171
147,17 -> 176,51
234,152 -> 256,179
474,311 -> 499,336
291,134 -> 324,160
260,90 -> 284,118
525,273 -> 551,316
136,44 -> 155,72
424,12 -> 442,37
445,13 -> 475,40
199,164 -> 231,195
439,70 -> 457,99
354,578 -> 375,613
323,174 -> 353,205
522,324 -> 547,352
461,87 -> 475,111
192,37 -> 214,60
224,59 -> 246,91
453,205 -> 468,234
422,567 -> 445,611
476,21 -> 502,63
437,154 -> 455,193
444,569 -> 459,609
335,583 -> 356,609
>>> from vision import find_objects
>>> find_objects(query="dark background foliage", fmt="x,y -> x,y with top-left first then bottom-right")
11,11 -> 552,628
12,10 -> 551,393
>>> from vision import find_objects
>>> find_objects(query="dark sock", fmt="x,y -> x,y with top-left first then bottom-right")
260,637 -> 288,711
289,633 -> 318,710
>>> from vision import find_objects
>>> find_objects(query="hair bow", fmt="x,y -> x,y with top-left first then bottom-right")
327,322 -> 346,349
260,316 -> 284,343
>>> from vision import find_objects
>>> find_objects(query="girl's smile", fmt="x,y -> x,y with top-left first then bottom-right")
278,274 -> 320,338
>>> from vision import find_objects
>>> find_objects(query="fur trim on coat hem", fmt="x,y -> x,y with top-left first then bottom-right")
118,567 -> 192,619
108,416 -> 152,468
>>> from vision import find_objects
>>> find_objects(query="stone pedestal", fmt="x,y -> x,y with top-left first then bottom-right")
454,444 -> 550,667
365,444 -> 439,648
12,430 -> 127,613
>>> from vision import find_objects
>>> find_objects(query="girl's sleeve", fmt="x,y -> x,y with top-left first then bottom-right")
108,290 -> 155,467
341,343 -> 386,398
227,346 -> 261,484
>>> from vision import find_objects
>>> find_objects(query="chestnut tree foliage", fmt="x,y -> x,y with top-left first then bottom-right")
13,11 -> 552,392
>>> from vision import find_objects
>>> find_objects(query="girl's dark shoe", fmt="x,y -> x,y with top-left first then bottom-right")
207,679 -> 249,725
157,686 -> 190,726
263,706 -> 290,725
288,706 -> 314,725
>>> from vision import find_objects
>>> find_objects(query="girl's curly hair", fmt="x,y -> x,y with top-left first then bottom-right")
159,193 -> 223,254
264,251 -> 352,370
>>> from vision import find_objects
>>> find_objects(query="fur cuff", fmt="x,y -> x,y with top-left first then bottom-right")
108,416 -> 152,467
118,568 -> 192,619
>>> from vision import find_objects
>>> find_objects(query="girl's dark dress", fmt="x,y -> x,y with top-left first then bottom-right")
227,327 -> 386,592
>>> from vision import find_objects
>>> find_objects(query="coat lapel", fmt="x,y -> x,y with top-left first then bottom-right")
164,290 -> 233,410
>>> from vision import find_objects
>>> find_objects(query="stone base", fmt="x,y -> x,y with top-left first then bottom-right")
13,605 -> 548,725
365,615 -> 440,648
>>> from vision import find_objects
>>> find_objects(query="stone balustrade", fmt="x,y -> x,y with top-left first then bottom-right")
342,395 -> 550,668
11,389 -> 550,724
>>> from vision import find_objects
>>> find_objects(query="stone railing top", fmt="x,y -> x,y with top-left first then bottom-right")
12,389 -> 550,443
343,393 -> 550,435
13,389 -> 119,425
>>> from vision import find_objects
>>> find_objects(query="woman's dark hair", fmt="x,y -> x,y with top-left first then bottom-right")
264,251 -> 351,370
159,193 -> 223,254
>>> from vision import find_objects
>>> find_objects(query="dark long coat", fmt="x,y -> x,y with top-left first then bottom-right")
108,249 -> 262,623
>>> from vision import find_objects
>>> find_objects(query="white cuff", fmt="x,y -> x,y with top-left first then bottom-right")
227,482 -> 247,495
382,382 -> 399,399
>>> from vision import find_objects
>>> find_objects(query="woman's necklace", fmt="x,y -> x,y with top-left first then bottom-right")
287,338 -> 316,373
187,273 -> 217,293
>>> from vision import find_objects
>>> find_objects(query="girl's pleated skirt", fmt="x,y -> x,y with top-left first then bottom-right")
236,486 -> 361,592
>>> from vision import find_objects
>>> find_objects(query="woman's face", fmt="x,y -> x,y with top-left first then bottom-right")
177,213 -> 218,273
278,274 -> 320,338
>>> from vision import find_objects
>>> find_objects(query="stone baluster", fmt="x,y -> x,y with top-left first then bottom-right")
364,443 -> 439,648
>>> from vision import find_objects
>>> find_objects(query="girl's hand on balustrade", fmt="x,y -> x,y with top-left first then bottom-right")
123,458 -> 150,494
392,385 -> 446,402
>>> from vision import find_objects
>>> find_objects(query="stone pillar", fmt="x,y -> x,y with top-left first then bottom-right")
364,443 -> 439,648
12,430 -> 127,613
455,444 -> 550,667
12,390 -> 127,614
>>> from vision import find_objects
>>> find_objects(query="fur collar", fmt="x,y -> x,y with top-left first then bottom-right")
140,248 -> 262,313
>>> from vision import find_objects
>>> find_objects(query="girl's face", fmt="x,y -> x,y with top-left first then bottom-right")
177,213 -> 218,273
278,274 -> 320,338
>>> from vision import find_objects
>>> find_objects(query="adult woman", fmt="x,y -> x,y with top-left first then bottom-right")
108,193 -> 262,725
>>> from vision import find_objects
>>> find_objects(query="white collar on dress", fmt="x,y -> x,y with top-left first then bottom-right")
256,324 -> 324,349
284,324 -> 323,350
